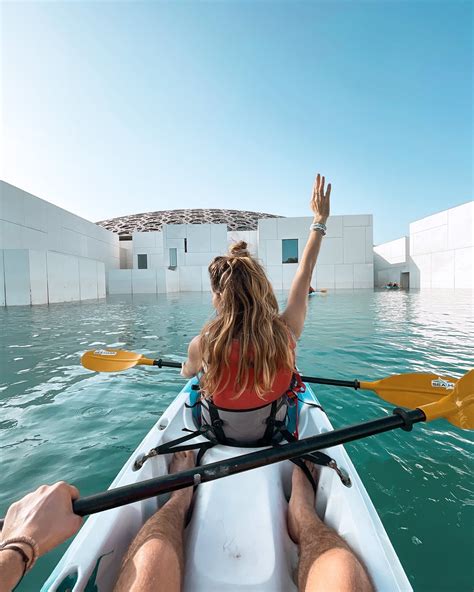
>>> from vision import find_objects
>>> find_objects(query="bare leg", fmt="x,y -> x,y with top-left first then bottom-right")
114,451 -> 195,592
288,463 -> 374,592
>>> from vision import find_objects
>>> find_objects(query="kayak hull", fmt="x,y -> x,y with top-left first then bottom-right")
42,379 -> 412,591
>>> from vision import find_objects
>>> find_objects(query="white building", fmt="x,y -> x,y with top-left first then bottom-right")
374,201 -> 473,290
0,181 -> 119,306
107,215 -> 374,294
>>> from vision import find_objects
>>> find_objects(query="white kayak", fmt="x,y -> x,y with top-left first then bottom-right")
42,378 -> 412,591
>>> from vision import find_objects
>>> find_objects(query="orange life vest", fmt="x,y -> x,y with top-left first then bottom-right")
211,335 -> 296,410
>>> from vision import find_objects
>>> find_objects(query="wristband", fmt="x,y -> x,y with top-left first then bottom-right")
0,536 -> 39,570
0,545 -> 29,591
310,222 -> 327,236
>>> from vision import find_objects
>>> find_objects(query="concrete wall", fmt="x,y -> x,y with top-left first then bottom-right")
0,181 -> 120,269
409,202 -> 473,289
0,249 -> 106,305
373,237 -> 409,287
258,215 -> 374,290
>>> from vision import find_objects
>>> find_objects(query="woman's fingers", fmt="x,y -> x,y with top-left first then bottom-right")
326,183 -> 332,200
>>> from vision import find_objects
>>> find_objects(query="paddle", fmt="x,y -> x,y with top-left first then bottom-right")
81,349 -> 458,409
50,369 -> 474,517
1,370 -> 471,528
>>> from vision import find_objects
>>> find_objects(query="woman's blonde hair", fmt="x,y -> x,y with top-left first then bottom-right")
199,241 -> 294,400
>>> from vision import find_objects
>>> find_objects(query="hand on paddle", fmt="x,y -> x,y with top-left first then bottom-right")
311,173 -> 331,224
2,482 -> 82,557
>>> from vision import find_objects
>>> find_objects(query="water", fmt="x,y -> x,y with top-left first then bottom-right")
1,290 -> 473,591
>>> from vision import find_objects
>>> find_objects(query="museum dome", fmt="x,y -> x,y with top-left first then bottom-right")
97,208 -> 283,236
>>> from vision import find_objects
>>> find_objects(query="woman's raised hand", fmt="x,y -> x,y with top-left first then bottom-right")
310,173 -> 331,223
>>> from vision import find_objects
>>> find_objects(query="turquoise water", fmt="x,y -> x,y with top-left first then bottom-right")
1,290 -> 473,591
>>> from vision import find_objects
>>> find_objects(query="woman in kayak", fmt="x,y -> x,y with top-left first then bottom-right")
181,173 -> 330,444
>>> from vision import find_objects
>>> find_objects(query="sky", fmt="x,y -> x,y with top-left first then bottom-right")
1,0 -> 472,244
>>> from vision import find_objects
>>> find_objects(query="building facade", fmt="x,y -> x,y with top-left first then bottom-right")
106,214 -> 374,295
0,181 -> 119,306
374,201 -> 473,290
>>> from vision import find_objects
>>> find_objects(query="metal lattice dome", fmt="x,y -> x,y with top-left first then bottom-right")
97,209 -> 283,236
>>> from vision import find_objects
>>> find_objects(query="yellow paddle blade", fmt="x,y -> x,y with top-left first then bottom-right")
420,370 -> 474,430
81,349 -> 154,372
359,373 -> 458,408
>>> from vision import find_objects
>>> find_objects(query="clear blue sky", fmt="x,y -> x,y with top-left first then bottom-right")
1,0 -> 472,244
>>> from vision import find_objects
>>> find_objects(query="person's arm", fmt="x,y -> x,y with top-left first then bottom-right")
181,335 -> 202,378
0,482 -> 82,592
281,173 -> 331,339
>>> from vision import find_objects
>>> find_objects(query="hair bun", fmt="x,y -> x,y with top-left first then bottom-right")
229,240 -> 250,257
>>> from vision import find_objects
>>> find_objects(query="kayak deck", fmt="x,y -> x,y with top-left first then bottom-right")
42,379 -> 412,591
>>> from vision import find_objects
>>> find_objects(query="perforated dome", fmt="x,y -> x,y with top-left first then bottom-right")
97,209 -> 283,235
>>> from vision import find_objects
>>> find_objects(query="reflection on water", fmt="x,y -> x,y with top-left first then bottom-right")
0,290 -> 472,591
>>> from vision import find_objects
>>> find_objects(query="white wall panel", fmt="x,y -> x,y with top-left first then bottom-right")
365,226 -> 374,263
166,268 -> 180,292
354,263 -> 374,289
265,239 -> 283,266
23,226 -> 47,251
447,202 -> 473,250
156,269 -> 167,293
265,266 -> 283,290
343,227 -> 366,264
315,264 -> 335,289
282,263 -> 298,289
47,252 -> 80,303
210,224 -> 227,252
277,217 -> 312,240
132,269 -> 157,294
335,264 -> 354,289
24,194 -> 48,232
201,267 -> 211,291
185,252 -> 215,267
454,247 -> 474,289
187,224 -> 211,253
179,266 -> 203,291
107,270 -> 132,294
410,210 -> 448,234
165,225 -> 186,239
410,254 -> 432,289
317,238 -> 344,265
97,262 -> 106,298
411,226 -> 448,256
431,252 -> 455,289
326,216 -> 343,238
150,252 -> 165,269
0,251 -> 5,306
257,218 -> 278,240
29,250 -> 48,304
79,258 -> 99,300
132,232 -> 157,248
1,183 -> 25,225
4,250 -> 30,305
1,221 -> 25,249
344,214 -> 372,227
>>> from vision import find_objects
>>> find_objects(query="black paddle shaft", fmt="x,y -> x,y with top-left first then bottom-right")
72,408 -> 425,517
0,408 -> 426,530
152,359 -> 360,389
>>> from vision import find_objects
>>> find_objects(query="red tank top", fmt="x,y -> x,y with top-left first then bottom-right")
211,334 -> 296,410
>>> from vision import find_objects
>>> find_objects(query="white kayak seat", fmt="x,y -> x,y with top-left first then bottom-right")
184,446 -> 299,592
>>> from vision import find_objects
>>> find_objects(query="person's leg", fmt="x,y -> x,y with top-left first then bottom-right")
288,463 -> 374,592
113,451 -> 195,592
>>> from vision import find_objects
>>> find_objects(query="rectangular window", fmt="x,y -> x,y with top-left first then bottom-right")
184,238 -> 188,253
137,254 -> 148,269
282,239 -> 298,264
169,248 -> 178,268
